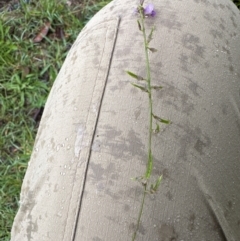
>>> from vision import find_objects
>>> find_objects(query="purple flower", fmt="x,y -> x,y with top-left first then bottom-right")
134,3 -> 156,17
144,4 -> 156,17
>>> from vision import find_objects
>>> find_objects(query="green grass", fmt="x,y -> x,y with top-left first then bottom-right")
0,0 -> 239,240
233,0 -> 240,7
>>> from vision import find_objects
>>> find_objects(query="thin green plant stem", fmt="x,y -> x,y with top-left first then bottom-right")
141,14 -> 154,180
131,6 -> 154,241
132,185 -> 147,241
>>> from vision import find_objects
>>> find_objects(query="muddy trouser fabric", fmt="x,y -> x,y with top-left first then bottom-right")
10,0 -> 240,240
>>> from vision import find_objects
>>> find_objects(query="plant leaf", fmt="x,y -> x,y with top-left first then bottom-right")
126,71 -> 144,81
155,175 -> 163,189
151,85 -> 163,90
152,114 -> 171,124
160,118 -> 171,124
131,83 -> 148,93
150,175 -> 162,193
148,47 -> 158,53
137,20 -> 142,31
147,26 -> 155,44
153,123 -> 160,133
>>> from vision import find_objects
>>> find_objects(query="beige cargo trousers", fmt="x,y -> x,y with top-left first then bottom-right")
11,0 -> 240,240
